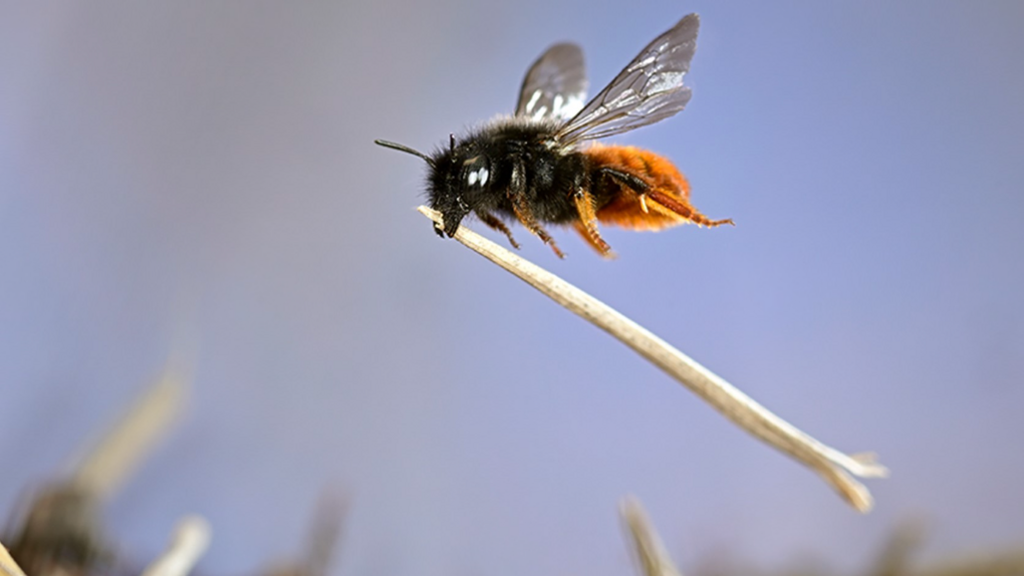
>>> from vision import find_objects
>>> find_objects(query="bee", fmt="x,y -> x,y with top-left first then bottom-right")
376,13 -> 732,259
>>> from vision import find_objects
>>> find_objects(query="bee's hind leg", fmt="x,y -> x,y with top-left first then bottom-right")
598,167 -> 649,192
598,166 -> 651,211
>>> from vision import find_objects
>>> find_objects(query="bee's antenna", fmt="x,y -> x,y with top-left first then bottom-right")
449,133 -> 456,155
374,139 -> 435,167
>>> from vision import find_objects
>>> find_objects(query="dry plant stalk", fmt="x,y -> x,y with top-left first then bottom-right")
0,541 -> 28,576
300,495 -> 346,576
869,522 -> 927,576
3,362 -> 190,576
140,516 -> 211,576
261,492 -> 347,576
621,497 -> 683,576
418,206 -> 888,512
69,365 -> 187,500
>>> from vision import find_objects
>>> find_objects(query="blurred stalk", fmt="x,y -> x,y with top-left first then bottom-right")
140,516 -> 210,576
1,541 -> 28,576
262,492 -> 347,576
4,361 -> 189,576
621,497 -> 684,576
68,364 -> 188,500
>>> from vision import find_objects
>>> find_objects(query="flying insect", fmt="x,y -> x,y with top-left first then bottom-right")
376,13 -> 732,258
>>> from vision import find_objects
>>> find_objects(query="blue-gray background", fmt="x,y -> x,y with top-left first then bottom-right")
2,2 -> 1022,575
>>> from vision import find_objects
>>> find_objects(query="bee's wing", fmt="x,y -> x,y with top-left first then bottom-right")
515,43 -> 588,123
557,14 -> 699,144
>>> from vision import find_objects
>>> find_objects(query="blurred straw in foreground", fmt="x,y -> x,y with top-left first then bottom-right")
621,497 -> 684,576
68,364 -> 188,500
4,362 -> 189,576
261,493 -> 347,576
140,516 -> 211,576
0,541 -> 27,576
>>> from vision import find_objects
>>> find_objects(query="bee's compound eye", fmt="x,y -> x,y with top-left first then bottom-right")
466,166 -> 489,186
463,156 -> 490,187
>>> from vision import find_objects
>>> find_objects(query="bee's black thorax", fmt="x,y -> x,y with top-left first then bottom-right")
427,117 -> 590,237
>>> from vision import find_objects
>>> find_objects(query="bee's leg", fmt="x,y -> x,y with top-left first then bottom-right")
572,221 -> 616,258
646,189 -> 735,227
510,195 -> 564,258
600,167 -> 733,227
477,211 -> 520,250
598,166 -> 651,210
598,167 -> 648,192
571,189 -> 615,258
508,159 -> 565,258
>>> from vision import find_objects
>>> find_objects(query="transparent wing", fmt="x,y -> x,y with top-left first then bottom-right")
557,13 -> 700,144
515,43 -> 588,122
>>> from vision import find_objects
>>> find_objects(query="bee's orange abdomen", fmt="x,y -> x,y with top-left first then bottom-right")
583,143 -> 732,231
586,143 -> 692,197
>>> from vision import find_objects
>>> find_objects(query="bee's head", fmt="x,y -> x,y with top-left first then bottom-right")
375,135 -> 489,238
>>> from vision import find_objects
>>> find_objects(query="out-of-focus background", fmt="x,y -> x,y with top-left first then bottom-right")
2,1 -> 1022,575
